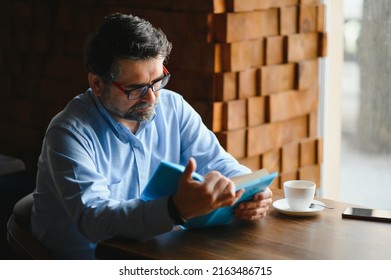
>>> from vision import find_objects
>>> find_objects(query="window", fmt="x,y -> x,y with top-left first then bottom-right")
339,0 -> 391,210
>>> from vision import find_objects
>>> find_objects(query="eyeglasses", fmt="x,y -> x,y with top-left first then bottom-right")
111,66 -> 171,100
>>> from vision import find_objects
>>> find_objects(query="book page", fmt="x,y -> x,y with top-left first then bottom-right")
230,168 -> 269,188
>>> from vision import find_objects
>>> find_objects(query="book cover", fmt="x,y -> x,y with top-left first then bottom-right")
140,161 -> 278,229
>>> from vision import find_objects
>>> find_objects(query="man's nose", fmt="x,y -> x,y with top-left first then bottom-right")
140,87 -> 156,103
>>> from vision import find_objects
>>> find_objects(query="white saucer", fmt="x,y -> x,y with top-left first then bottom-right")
273,199 -> 325,217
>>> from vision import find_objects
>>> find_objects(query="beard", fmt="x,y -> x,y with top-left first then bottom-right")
100,92 -> 158,122
122,101 -> 157,122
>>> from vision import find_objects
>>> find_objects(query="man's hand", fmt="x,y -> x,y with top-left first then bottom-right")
172,157 -> 244,220
234,188 -> 273,221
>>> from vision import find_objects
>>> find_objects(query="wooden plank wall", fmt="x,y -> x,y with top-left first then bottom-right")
126,0 -> 327,190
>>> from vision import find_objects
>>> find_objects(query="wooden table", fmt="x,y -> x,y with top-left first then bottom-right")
96,190 -> 391,259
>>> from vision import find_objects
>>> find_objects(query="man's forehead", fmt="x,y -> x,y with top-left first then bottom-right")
116,58 -> 164,83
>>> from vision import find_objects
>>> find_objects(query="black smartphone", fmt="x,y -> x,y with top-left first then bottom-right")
342,207 -> 391,223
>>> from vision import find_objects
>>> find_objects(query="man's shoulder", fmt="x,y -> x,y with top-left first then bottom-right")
157,89 -> 196,118
159,89 -> 182,102
156,89 -> 183,111
48,92 -> 96,130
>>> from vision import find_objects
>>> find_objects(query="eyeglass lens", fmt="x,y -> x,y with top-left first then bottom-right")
127,75 -> 170,100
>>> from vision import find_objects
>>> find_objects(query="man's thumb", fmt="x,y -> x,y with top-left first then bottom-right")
182,157 -> 197,181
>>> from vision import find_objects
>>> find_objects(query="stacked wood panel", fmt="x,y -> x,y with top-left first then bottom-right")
129,0 -> 327,190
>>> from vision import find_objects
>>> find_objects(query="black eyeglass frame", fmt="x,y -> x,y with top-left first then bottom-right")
111,66 -> 171,100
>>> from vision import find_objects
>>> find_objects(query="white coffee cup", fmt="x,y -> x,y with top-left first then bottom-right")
283,180 -> 316,211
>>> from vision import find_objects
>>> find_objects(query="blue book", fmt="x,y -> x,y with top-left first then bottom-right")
140,161 -> 278,229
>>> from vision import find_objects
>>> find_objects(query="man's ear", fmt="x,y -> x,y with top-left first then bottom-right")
88,73 -> 105,97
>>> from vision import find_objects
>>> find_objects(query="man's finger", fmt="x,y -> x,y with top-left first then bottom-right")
182,157 -> 197,182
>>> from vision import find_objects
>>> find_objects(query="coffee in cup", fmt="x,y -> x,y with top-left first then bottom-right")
283,180 -> 316,211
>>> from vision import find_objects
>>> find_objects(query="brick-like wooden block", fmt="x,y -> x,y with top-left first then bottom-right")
57,4 -> 73,31
299,164 -> 321,189
265,36 -> 285,65
238,155 -> 262,171
280,5 -> 298,35
223,99 -> 247,130
226,0 -> 271,12
317,4 -> 326,32
308,109 -> 319,137
299,0 -> 320,4
0,27 -> 14,52
180,0 -> 226,13
32,30 -> 50,53
280,171 -> 299,187
299,138 -> 317,167
297,59 -> 318,90
255,0 -> 275,10
268,175 -> 280,190
168,69 -> 212,100
222,39 -> 264,72
278,115 -> 309,147
318,32 -> 327,57
0,54 -> 3,77
164,12 -> 214,43
213,43 -> 224,73
270,0 -> 299,7
238,68 -> 257,98
214,71 -> 237,101
170,42 -> 222,72
287,33 -> 319,62
262,148 -> 281,172
117,0 -> 227,13
247,115 -> 308,156
190,100 -> 223,132
268,89 -> 318,122
40,79 -> 80,105
3,52 -> 22,77
316,137 -> 323,164
14,78 -> 31,101
72,9 -> 98,33
12,99 -> 45,126
213,11 -> 262,43
189,13 -> 215,43
281,141 -> 299,172
0,98 -> 12,123
247,124 -> 271,156
246,40 -> 265,69
66,31 -> 88,55
3,122 -> 43,153
168,69 -> 245,102
260,63 -> 295,95
0,75 -> 13,99
216,128 -> 246,158
222,42 -> 246,72
261,8 -> 279,36
299,4 -> 317,33
247,96 -> 266,127
225,0 -> 252,12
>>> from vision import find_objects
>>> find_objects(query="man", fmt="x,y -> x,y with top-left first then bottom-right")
31,13 -> 272,259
